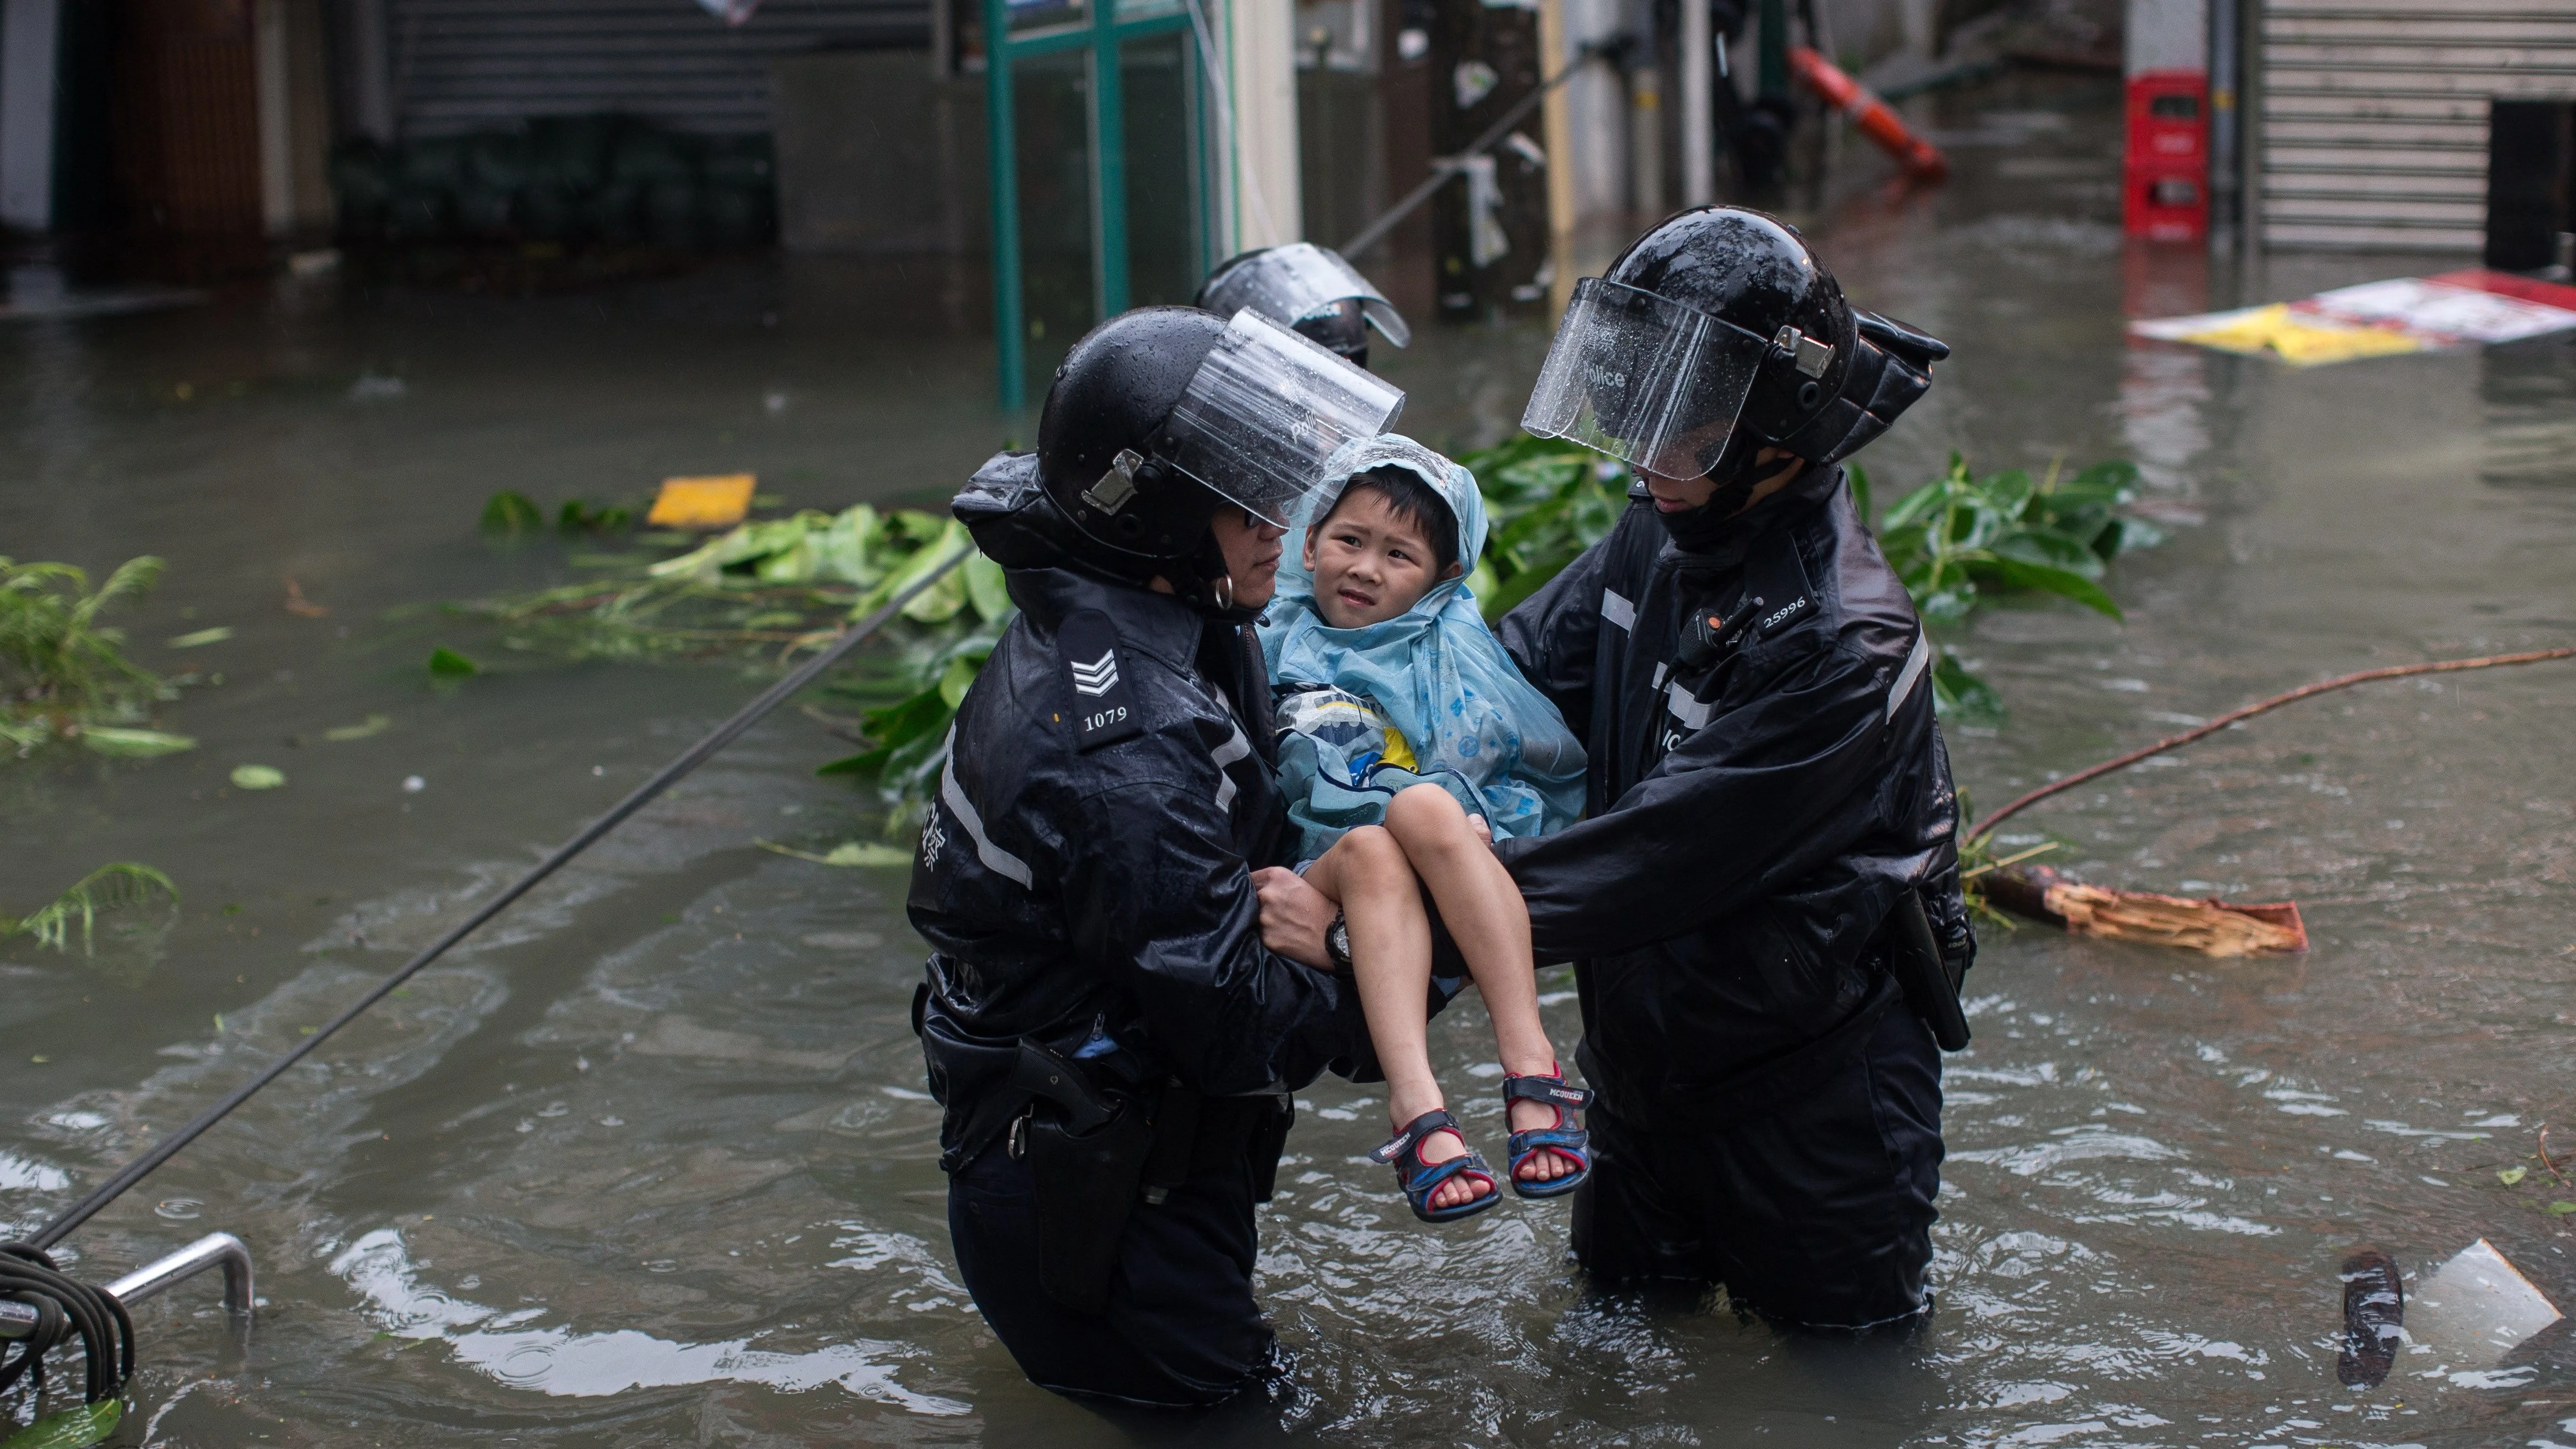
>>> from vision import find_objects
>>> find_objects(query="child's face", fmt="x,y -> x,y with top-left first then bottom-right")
1302,486 -> 1455,628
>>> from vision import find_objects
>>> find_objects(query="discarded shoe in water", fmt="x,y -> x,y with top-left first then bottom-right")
2338,1249 -> 2403,1387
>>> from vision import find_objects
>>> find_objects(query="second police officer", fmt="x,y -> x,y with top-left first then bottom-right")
911,301 -> 1405,1404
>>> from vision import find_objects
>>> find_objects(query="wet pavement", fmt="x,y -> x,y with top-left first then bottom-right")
9,70 -> 2576,1447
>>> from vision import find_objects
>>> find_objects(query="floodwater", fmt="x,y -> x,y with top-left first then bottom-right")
8,73 -> 2576,1447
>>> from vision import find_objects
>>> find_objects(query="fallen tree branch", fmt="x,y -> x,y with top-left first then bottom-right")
1970,646 -> 2576,840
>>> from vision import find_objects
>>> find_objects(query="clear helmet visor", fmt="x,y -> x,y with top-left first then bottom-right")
1201,242 -> 1412,349
1163,308 -> 1408,528
1520,277 -> 1769,480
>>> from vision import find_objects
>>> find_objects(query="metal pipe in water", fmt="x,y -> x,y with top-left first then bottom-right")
104,1232 -> 255,1317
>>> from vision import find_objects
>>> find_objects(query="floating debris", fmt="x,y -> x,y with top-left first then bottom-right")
2,864 -> 179,952
646,473 -> 757,529
1982,864 -> 2305,957
230,765 -> 286,790
74,726 -> 195,758
2407,1238 -> 2561,1371
2338,1249 -> 2403,1388
755,838 -> 913,868
165,626 -> 233,648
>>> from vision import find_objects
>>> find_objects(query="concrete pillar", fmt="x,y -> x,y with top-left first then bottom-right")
1226,0 -> 1303,249
1,0 -> 61,232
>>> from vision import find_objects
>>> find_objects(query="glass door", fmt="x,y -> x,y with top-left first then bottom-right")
984,0 -> 1211,406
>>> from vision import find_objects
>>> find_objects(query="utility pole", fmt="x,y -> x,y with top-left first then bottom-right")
1679,0 -> 1714,205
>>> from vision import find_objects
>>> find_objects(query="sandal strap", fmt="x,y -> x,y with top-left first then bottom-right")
1503,1073 -> 1593,1111
1400,1147 -> 1496,1197
1508,1126 -> 1591,1158
1370,1108 -> 1464,1167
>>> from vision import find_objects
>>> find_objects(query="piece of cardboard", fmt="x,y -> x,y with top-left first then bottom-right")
646,474 -> 757,529
2407,1238 -> 2562,1369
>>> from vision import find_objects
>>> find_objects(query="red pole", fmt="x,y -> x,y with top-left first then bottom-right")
1788,46 -> 1948,182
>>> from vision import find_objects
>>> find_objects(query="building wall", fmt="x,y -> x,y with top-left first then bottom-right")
379,0 -> 926,137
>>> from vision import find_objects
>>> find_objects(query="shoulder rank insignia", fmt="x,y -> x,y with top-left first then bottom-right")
1059,609 -> 1144,751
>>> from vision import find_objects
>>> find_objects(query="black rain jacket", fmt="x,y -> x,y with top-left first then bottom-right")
1492,464 -> 1973,1120
910,566 -> 1371,1172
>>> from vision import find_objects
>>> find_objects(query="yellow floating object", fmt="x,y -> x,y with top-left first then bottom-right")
646,473 -> 757,528
2172,304 -> 2424,367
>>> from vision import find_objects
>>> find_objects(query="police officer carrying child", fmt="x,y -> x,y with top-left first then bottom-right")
1258,206 -> 1974,1331
910,302 -> 1404,1404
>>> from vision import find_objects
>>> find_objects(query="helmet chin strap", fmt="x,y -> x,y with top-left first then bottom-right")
1656,434 -> 1780,550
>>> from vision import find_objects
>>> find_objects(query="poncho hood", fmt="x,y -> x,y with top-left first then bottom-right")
1258,434 -> 1585,854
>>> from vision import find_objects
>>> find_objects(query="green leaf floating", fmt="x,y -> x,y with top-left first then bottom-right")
427,647 -> 479,677
231,764 -> 285,789
76,726 -> 195,757
480,491 -> 543,534
1,1399 -> 121,1449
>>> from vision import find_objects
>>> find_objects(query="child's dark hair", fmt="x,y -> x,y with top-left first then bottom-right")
1321,466 -> 1460,573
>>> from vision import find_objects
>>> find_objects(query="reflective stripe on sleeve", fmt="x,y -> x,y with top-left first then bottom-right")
1887,632 -> 1931,721
1602,589 -> 1636,631
936,726 -> 1034,888
1211,719 -> 1253,816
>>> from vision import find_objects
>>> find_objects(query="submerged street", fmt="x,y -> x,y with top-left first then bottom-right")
8,73 -> 2576,1445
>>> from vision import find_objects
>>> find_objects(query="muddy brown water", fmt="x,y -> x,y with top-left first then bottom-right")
8,76 -> 2576,1446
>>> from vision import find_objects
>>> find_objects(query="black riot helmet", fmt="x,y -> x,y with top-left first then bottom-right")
1523,206 -> 1948,483
955,305 -> 1405,610
1194,243 -> 1411,369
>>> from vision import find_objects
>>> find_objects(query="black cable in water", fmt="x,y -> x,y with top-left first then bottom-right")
0,1244 -> 134,1406
17,546 -> 973,1255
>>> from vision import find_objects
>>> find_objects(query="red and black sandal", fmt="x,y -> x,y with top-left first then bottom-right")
1369,1109 -> 1501,1224
1502,1067 -> 1594,1199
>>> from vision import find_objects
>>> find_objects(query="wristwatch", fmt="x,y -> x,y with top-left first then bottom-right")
1324,911 -> 1353,976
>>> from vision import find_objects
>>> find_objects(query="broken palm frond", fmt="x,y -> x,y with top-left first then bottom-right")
2,864 -> 180,952
1971,645 -> 2576,838
1862,453 -> 2162,719
1,555 -> 187,758
1980,863 -> 2306,957
1967,646 -> 2575,956
463,501 -> 1014,833
1455,439 -> 2159,720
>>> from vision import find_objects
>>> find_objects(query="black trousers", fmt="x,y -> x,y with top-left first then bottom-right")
948,1139 -> 1276,1406
1571,1003 -> 1946,1330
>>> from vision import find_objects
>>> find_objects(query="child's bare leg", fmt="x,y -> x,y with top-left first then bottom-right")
1301,825 -> 1491,1212
1381,784 -> 1577,1183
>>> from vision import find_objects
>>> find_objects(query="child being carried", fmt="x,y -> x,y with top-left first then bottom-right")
1260,434 -> 1591,1223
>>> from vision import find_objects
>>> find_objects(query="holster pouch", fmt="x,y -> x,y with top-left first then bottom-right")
1890,889 -> 1973,1052
1013,1041 -> 1153,1315
1244,1095 -> 1294,1203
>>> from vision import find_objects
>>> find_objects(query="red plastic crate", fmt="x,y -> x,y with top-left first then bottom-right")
2125,71 -> 2209,242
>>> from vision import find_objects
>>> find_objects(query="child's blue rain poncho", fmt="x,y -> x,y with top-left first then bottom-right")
1258,434 -> 1587,861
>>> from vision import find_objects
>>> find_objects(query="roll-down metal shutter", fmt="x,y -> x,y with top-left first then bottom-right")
2259,0 -> 2576,250
387,0 -> 928,137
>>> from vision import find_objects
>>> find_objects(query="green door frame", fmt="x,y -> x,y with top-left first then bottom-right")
984,0 -> 1210,409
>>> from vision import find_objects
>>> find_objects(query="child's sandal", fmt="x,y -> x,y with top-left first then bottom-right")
1369,1109 -> 1501,1224
1502,1068 -> 1594,1199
